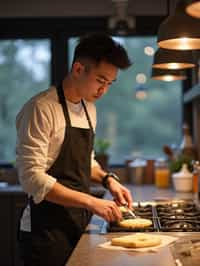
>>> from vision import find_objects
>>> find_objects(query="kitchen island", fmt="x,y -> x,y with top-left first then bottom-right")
66,185 -> 200,266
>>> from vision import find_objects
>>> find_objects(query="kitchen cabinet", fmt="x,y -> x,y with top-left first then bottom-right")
0,187 -> 26,266
0,184 -> 104,266
0,195 -> 12,266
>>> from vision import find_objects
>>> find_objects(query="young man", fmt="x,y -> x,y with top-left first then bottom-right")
16,32 -> 133,266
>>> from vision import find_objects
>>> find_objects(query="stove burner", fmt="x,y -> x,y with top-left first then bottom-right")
159,219 -> 200,232
105,201 -> 200,233
157,203 -> 197,213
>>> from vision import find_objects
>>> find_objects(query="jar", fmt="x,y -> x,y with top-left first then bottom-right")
155,159 -> 170,188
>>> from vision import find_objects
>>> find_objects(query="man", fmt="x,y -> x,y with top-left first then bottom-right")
16,32 -> 133,266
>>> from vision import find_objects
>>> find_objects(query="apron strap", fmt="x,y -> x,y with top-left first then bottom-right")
81,99 -> 94,133
56,84 -> 94,133
56,84 -> 71,126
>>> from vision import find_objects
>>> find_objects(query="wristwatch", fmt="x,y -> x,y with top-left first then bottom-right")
102,172 -> 120,189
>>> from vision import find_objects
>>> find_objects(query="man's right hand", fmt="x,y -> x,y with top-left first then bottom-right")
87,197 -> 122,222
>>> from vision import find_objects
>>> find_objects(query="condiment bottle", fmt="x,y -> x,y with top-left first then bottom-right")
155,158 -> 170,188
192,160 -> 200,202
180,123 -> 196,159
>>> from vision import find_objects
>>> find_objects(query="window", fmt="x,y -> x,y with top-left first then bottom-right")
69,36 -> 182,164
0,39 -> 50,162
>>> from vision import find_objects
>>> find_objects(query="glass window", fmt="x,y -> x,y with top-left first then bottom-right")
68,37 -> 182,164
0,39 -> 51,162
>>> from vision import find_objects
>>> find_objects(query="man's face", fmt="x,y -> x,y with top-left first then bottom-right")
73,60 -> 118,102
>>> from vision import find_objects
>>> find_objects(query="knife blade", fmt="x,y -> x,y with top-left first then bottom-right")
123,204 -> 137,218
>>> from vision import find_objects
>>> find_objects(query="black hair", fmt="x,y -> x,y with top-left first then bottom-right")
73,32 -> 132,70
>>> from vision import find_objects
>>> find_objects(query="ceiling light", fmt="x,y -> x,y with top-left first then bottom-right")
157,0 -> 200,50
185,0 -> 200,18
152,48 -> 196,69
151,68 -> 187,81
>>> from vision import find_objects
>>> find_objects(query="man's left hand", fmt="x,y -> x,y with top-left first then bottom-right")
107,177 -> 133,209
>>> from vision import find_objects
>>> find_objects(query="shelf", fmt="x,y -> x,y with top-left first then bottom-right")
184,84 -> 200,103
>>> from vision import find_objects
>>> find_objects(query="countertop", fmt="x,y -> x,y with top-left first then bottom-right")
66,185 -> 199,266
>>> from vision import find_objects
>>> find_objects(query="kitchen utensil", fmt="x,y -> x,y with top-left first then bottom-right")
123,204 -> 137,218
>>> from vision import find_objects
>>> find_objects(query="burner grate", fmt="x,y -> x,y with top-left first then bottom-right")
103,201 -> 200,233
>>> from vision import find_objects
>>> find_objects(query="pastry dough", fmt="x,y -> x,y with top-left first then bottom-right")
118,218 -> 152,229
119,206 -> 128,213
111,233 -> 161,248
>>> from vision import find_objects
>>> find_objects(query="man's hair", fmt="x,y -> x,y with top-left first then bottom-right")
72,32 -> 132,70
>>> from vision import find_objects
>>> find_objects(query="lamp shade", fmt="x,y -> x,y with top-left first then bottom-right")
152,48 -> 196,69
151,68 -> 187,81
185,0 -> 200,18
157,1 -> 200,50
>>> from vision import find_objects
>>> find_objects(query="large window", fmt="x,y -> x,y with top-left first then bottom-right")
69,36 -> 182,164
0,39 -> 50,162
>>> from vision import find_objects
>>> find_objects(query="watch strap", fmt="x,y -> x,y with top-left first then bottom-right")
102,172 -> 120,189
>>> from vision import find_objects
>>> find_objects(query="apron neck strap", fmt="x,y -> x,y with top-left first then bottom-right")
81,99 -> 94,133
56,84 -> 71,126
56,85 -> 94,133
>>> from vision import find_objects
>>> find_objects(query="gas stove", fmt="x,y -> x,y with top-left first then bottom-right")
101,200 -> 200,233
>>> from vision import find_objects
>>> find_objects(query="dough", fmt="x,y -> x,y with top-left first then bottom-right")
119,206 -> 128,213
111,233 -> 161,248
118,218 -> 152,229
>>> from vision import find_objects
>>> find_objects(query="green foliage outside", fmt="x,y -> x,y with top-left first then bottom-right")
0,40 -> 50,162
0,37 -> 182,164
94,138 -> 111,155
95,37 -> 182,163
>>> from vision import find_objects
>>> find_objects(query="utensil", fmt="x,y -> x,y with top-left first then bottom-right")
123,204 -> 137,218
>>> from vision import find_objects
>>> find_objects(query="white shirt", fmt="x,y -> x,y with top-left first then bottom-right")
16,86 -> 99,231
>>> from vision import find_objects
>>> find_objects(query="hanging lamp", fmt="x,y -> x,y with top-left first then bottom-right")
157,0 -> 200,50
152,48 -> 196,69
185,0 -> 200,18
151,68 -> 187,81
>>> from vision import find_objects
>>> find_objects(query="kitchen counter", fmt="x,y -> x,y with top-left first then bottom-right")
66,185 -> 199,266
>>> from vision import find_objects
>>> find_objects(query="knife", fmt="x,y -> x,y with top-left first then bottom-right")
123,204 -> 137,218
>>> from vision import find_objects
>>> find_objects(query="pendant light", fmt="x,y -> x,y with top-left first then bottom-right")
157,0 -> 200,50
151,68 -> 187,81
152,48 -> 196,69
185,0 -> 200,18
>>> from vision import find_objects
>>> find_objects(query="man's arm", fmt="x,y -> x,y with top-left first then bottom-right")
91,164 -> 133,209
44,181 -> 122,222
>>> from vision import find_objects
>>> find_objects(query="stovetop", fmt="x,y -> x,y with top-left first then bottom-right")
101,200 -> 200,233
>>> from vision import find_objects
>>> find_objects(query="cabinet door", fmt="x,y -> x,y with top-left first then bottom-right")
0,195 -> 12,266
12,194 -> 27,266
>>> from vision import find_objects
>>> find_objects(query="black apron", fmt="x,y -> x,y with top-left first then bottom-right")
19,84 -> 94,266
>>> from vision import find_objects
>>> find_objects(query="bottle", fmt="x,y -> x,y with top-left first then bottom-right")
192,160 -> 200,202
180,123 -> 196,159
155,158 -> 170,188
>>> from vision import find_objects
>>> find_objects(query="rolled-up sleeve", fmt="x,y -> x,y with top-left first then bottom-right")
91,150 -> 100,168
16,100 -> 57,204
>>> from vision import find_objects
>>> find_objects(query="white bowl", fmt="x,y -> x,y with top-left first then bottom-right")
172,175 -> 193,192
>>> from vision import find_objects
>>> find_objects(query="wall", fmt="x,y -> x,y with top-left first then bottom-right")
0,0 -> 175,18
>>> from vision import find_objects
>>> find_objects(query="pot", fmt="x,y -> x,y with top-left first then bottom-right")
172,164 -> 193,192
